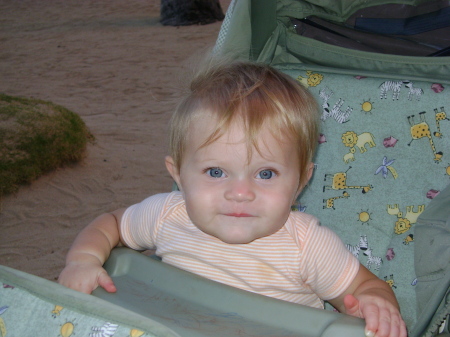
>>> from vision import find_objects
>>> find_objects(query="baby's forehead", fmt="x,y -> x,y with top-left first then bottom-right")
188,118 -> 292,153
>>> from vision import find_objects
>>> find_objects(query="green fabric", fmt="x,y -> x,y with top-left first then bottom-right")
0,265 -> 179,337
217,0 -> 450,82
275,63 -> 449,333
411,185 -> 450,337
213,0 -> 252,60
279,33 -> 450,82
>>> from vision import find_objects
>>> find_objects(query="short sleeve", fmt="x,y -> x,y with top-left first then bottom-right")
300,222 -> 360,300
120,193 -> 172,250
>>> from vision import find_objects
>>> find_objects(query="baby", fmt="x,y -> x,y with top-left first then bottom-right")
59,61 -> 406,337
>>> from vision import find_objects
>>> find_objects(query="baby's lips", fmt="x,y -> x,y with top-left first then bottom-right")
225,213 -> 254,217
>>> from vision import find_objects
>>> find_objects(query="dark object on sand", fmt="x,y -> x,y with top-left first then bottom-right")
160,0 -> 225,26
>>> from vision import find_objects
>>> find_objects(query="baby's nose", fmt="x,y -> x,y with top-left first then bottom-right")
224,178 -> 256,202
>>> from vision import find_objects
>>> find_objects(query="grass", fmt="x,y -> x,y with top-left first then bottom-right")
0,93 -> 93,196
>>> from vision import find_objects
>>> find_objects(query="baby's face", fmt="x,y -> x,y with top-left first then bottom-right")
167,116 -> 306,244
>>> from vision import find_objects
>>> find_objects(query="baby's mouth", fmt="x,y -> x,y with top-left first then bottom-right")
225,213 -> 254,218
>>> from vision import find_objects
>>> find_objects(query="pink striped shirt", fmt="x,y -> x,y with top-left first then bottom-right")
120,192 -> 359,308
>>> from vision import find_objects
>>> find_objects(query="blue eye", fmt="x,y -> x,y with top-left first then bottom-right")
207,168 -> 224,178
257,169 -> 275,179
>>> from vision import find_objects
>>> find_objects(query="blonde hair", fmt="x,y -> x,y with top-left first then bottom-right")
168,61 -> 320,187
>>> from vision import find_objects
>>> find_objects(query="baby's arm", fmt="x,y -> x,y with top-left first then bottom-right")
329,265 -> 407,337
58,208 -> 126,294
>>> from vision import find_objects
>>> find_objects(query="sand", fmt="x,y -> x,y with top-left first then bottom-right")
0,0 -> 230,282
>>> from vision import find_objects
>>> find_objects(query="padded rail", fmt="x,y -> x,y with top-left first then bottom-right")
93,247 -> 366,337
0,263 -> 180,337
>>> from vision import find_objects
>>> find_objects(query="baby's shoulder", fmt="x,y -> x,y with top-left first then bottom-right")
127,191 -> 185,216
288,211 -> 320,229
165,190 -> 185,205
139,190 -> 183,205
155,191 -> 188,219
286,211 -> 331,241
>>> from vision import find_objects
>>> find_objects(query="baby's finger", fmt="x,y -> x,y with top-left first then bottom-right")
399,318 -> 408,337
343,294 -> 362,317
98,271 -> 117,293
360,303 -> 379,337
386,312 -> 407,337
372,307 -> 392,337
68,278 -> 96,294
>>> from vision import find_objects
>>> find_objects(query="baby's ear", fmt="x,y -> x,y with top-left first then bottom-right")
295,162 -> 315,198
165,156 -> 182,190
305,162 -> 315,183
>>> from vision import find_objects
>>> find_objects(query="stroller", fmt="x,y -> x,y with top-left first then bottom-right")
1,1 -> 449,336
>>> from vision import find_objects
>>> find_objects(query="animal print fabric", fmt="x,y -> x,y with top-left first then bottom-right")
282,65 -> 449,330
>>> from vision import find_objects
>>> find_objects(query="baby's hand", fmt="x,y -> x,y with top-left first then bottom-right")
58,261 -> 116,294
343,294 -> 407,337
